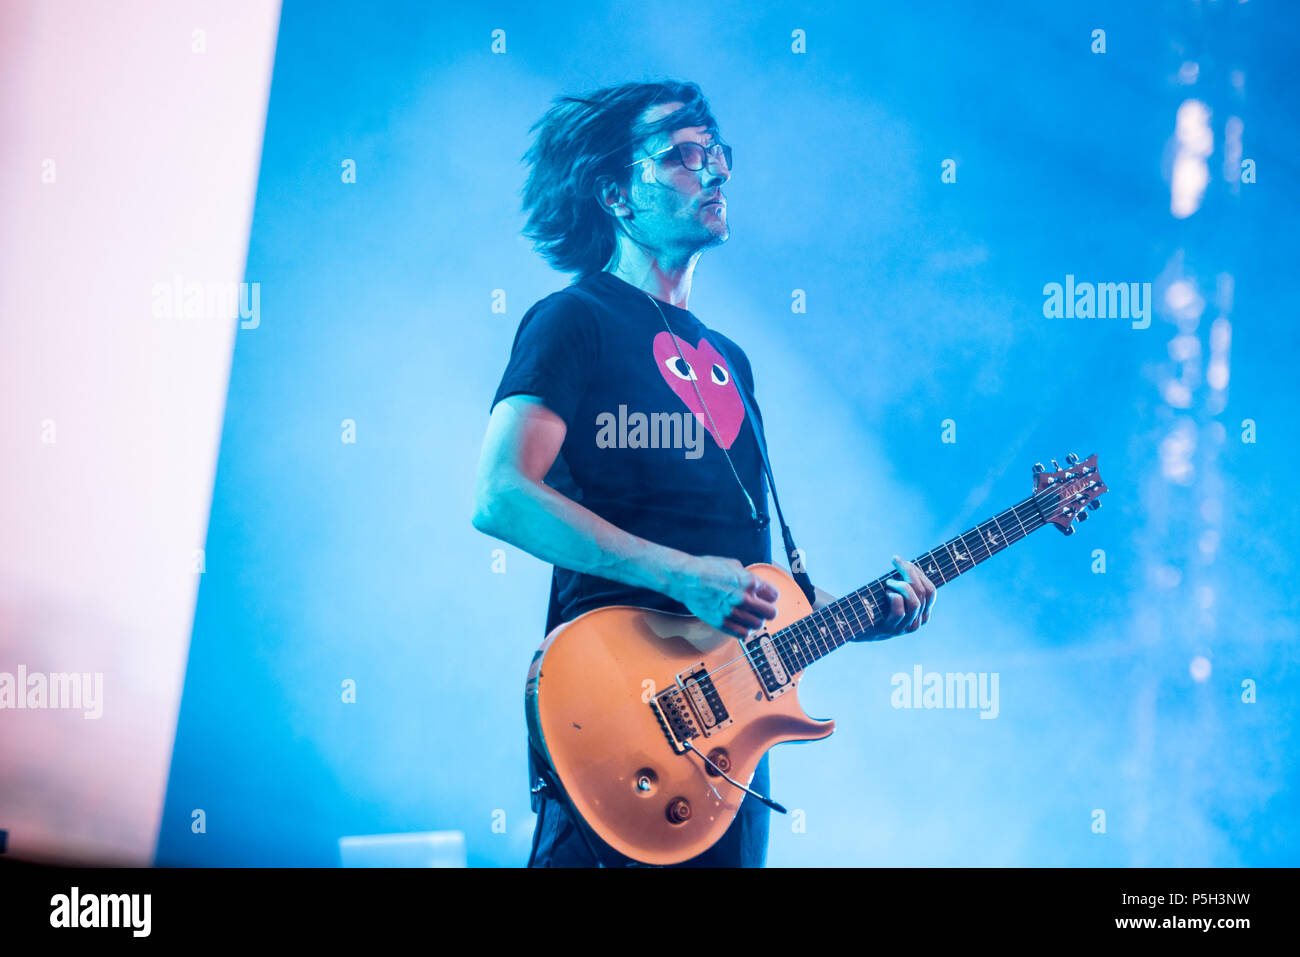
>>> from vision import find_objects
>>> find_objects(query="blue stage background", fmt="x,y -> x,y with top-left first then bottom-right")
157,0 -> 1299,866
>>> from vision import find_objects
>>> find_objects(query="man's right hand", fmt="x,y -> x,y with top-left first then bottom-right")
671,555 -> 780,639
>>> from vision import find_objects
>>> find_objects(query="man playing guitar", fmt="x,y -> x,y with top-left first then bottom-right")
472,79 -> 937,867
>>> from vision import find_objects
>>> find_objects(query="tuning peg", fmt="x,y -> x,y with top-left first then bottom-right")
1061,524 -> 1075,535
1087,499 -> 1101,510
1032,463 -> 1045,474
1066,452 -> 1080,465
1076,510 -> 1089,521
1051,459 -> 1061,470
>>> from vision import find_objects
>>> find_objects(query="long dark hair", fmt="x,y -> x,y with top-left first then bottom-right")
521,79 -> 720,278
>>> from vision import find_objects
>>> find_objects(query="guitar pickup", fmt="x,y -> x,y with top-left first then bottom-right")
675,662 -> 732,736
745,631 -> 792,698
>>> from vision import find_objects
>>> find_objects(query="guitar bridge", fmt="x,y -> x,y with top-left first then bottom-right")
651,686 -> 697,752
675,661 -> 732,737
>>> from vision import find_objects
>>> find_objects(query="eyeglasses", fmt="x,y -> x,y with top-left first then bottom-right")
625,141 -> 733,174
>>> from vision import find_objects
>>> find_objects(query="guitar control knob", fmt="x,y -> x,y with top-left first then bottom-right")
705,748 -> 731,776
1066,452 -> 1080,465
666,798 -> 692,824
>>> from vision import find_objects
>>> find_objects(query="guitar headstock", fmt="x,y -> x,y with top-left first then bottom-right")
1032,453 -> 1108,535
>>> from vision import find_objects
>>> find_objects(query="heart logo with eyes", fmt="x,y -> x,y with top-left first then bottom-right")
652,331 -> 745,449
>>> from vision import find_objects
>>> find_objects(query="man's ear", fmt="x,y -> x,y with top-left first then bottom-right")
596,178 -> 631,218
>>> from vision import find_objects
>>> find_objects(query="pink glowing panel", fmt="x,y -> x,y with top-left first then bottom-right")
0,0 -> 281,864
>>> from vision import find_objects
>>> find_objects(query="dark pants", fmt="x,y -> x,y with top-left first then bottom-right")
526,749 -> 771,867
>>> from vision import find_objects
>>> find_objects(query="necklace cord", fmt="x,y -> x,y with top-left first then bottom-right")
644,292 -> 818,607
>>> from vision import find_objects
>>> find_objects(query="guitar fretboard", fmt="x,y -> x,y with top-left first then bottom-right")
764,490 -> 1057,673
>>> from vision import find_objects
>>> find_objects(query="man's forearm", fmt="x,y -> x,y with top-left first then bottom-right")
473,476 -> 691,600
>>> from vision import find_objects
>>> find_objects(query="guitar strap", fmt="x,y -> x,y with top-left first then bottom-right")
529,742 -> 635,868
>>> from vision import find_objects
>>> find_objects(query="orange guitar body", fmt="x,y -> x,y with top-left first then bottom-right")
525,563 -> 834,866
521,453 -> 1110,865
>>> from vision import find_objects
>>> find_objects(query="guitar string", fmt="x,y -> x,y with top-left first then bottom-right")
674,485 -> 1095,704
684,502 -> 1060,706
697,513 -> 1053,702
692,492 -> 1071,698
693,510 -> 1054,702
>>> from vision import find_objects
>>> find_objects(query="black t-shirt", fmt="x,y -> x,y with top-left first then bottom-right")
493,270 -> 776,821
491,270 -> 772,634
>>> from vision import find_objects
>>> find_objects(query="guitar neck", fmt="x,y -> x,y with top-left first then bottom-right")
771,491 -> 1055,670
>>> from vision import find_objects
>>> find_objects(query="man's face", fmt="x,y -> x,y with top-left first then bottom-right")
621,101 -> 731,254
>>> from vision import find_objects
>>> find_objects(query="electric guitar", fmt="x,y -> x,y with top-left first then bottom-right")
525,454 -> 1109,865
